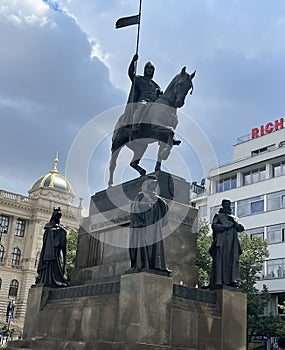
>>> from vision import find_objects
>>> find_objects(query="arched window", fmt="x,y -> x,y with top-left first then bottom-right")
11,247 -> 21,266
8,279 -> 19,297
0,244 -> 4,262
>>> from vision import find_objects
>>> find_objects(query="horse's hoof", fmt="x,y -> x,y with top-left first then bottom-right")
173,138 -> 181,146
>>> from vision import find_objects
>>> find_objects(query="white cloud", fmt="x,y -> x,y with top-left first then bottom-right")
1,0 -> 285,204
0,0 -> 51,25
0,0 -> 125,199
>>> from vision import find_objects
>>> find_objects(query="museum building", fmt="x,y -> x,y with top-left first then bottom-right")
0,156 -> 82,330
191,117 -> 285,316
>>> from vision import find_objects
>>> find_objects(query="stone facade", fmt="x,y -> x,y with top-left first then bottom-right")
0,159 -> 81,331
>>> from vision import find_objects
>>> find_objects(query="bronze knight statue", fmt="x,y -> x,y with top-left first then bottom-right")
35,207 -> 67,288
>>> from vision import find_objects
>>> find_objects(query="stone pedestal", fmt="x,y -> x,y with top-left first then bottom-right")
217,287 -> 247,350
22,285 -> 50,340
117,273 -> 173,345
9,279 -> 247,350
73,172 -> 198,287
7,173 -> 247,350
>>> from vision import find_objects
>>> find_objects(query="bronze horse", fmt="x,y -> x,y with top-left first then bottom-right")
108,67 -> 195,186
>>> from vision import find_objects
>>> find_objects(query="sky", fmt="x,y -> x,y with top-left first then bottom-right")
1,0 -> 285,211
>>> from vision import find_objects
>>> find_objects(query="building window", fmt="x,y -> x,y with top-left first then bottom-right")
251,144 -> 275,157
191,182 -> 205,195
267,190 -> 285,211
237,196 -> 264,217
11,247 -> 21,266
266,224 -> 285,244
243,167 -> 266,185
15,219 -> 26,237
248,227 -> 264,240
8,279 -> 19,297
273,161 -> 285,177
0,244 -> 4,262
266,259 -> 284,279
0,278 -> 2,290
217,176 -> 237,192
198,205 -> 207,217
0,215 -> 9,234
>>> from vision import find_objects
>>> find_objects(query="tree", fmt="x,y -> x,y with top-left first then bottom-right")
196,218 -> 212,287
196,219 -> 285,345
66,228 -> 78,283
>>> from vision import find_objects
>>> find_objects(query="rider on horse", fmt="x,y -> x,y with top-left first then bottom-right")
124,53 -> 162,129
125,54 -> 181,145
128,53 -> 162,105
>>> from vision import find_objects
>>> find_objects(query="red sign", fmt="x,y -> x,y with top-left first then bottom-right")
251,118 -> 284,139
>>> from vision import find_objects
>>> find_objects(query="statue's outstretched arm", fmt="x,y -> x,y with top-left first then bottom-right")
128,53 -> 138,81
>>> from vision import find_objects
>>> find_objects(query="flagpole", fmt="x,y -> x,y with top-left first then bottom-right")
135,0 -> 142,56
134,0 -> 142,75
129,0 -> 142,135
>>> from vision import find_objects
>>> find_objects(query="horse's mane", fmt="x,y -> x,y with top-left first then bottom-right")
162,69 -> 192,98
163,72 -> 182,96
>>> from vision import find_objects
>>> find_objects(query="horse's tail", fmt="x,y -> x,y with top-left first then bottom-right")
111,124 -> 131,153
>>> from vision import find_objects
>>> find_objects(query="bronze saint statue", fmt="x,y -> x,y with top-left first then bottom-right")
129,176 -> 170,275
128,54 -> 162,104
108,54 -> 196,186
35,207 -> 67,288
209,199 -> 244,289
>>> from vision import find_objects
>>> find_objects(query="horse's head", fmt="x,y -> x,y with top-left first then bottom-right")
172,67 -> 196,108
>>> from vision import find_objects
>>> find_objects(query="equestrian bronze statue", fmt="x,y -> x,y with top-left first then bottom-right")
108,60 -> 195,186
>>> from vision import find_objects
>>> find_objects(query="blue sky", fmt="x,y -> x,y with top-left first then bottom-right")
1,0 -> 285,210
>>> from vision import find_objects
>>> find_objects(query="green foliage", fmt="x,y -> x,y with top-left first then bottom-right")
238,232 -> 273,339
66,228 -> 78,282
196,218 -> 212,287
239,232 -> 269,289
250,314 -> 285,338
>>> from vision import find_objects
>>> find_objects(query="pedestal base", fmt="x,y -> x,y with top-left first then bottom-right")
8,274 -> 247,350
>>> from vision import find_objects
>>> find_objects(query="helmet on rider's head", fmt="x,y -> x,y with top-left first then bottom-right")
144,61 -> 155,77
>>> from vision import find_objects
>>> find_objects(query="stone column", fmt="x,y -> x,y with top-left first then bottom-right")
117,272 -> 173,346
5,216 -> 17,265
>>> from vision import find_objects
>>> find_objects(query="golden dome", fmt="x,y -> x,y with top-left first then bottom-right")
29,153 -> 74,195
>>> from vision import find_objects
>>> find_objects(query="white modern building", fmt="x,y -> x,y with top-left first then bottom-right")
0,155 -> 82,331
191,117 -> 285,316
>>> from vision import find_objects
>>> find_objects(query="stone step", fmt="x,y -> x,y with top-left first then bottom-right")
6,339 -> 177,350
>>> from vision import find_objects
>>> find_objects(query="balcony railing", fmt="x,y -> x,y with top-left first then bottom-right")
0,190 -> 29,203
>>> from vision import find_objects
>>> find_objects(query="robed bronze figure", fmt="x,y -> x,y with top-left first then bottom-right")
35,207 -> 67,288
209,199 -> 244,289
129,177 -> 170,275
